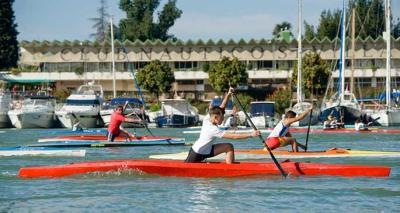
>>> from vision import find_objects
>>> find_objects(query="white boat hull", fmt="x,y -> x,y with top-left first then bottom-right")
8,110 -> 56,129
370,109 -> 400,126
56,111 -> 100,129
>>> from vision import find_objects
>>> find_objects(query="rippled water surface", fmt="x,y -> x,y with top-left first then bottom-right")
0,128 -> 399,212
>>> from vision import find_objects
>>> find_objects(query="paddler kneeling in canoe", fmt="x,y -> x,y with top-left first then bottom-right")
107,103 -> 143,142
265,107 -> 313,152
185,87 -> 261,164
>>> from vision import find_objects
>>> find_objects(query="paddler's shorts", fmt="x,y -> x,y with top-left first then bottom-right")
265,137 -> 285,150
185,146 -> 215,163
106,131 -> 130,142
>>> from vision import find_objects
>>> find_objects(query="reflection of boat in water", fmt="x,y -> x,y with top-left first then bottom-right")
56,83 -> 104,128
155,99 -> 199,127
100,97 -> 144,128
249,101 -> 276,128
8,95 -> 57,128
319,2 -> 362,125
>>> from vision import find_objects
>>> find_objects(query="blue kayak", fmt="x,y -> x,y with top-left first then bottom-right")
28,138 -> 187,148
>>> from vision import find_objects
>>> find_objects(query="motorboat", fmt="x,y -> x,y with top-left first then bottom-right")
100,97 -> 144,128
56,83 -> 104,128
8,95 -> 57,128
155,99 -> 199,127
249,101 -> 276,128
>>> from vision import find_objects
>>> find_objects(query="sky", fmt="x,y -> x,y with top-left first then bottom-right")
14,0 -> 400,42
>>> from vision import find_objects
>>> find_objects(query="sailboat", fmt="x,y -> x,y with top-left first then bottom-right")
291,0 -> 318,126
319,0 -> 362,125
369,0 -> 400,126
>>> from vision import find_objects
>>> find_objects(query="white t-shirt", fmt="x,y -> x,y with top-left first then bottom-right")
267,120 -> 289,138
355,122 -> 366,131
191,114 -> 225,155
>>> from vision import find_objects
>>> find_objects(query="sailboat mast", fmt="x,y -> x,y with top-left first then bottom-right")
297,0 -> 303,103
350,8 -> 355,95
339,0 -> 347,102
385,0 -> 391,108
110,16 -> 117,98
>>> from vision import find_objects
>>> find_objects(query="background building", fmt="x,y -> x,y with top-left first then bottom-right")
2,36 -> 399,101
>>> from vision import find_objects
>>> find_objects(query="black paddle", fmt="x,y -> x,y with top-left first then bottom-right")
304,109 -> 313,152
140,107 -> 154,136
233,93 -> 287,178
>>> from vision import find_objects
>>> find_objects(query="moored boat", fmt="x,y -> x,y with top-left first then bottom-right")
8,95 -> 57,128
55,83 -> 104,128
0,147 -> 85,157
18,159 -> 390,178
149,149 -> 400,160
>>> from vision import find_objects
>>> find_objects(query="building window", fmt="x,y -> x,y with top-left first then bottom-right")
276,60 -> 292,70
174,61 -> 198,70
115,62 -> 125,72
99,62 -> 110,72
87,62 -> 98,72
257,60 -> 273,70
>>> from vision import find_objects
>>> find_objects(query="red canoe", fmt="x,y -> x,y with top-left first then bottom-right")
18,159 -> 390,178
38,135 -> 178,143
275,128 -> 400,134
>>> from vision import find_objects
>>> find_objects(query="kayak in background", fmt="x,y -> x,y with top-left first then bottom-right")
38,135 -> 181,143
18,159 -> 390,178
29,138 -> 187,148
285,128 -> 400,134
183,128 -> 272,134
0,147 -> 86,157
149,148 -> 400,160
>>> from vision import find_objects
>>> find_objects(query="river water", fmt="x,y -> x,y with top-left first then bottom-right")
0,128 -> 399,212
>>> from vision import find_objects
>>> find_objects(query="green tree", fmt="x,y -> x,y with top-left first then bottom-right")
304,21 -> 316,40
315,0 -> 388,40
0,0 -> 18,70
392,18 -> 400,38
349,0 -> 385,39
207,57 -> 248,93
136,60 -> 175,101
316,9 -> 341,40
234,93 -> 252,112
272,21 -> 293,38
271,88 -> 291,116
89,0 -> 110,42
291,52 -> 330,99
119,0 -> 182,41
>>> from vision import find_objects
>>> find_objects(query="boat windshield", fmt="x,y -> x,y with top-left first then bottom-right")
66,99 -> 100,105
250,102 -> 274,116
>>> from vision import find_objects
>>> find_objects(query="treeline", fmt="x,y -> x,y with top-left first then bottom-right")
304,0 -> 400,40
